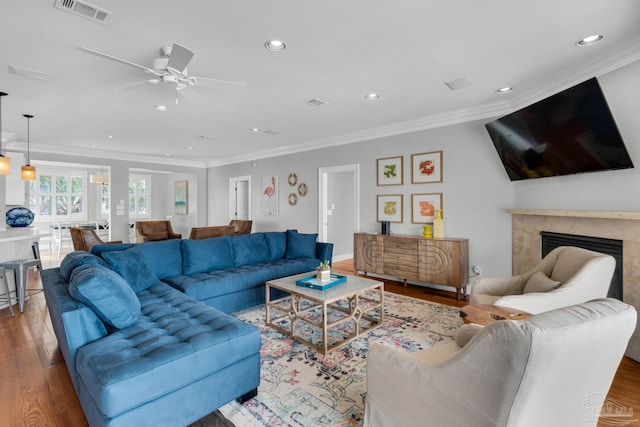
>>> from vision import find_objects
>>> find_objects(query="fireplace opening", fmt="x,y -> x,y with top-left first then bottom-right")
541,232 -> 623,300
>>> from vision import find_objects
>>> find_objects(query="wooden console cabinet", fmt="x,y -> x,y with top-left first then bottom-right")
354,233 -> 469,300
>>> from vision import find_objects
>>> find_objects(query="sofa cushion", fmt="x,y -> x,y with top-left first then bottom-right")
523,271 -> 561,294
74,282 -> 261,418
285,230 -> 318,259
69,264 -> 141,329
102,247 -> 162,293
91,243 -> 134,257
181,236 -> 234,275
135,239 -> 183,278
231,233 -> 270,266
264,232 -> 287,261
60,251 -> 109,281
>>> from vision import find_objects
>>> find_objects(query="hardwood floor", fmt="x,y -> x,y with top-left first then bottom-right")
0,257 -> 637,426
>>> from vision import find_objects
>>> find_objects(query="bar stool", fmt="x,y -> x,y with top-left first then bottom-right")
0,267 -> 15,317
0,259 -> 42,313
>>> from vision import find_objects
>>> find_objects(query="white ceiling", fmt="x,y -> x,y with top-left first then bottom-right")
1,0 -> 639,168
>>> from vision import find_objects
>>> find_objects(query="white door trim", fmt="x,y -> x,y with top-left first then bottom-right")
228,175 -> 252,222
318,163 -> 359,243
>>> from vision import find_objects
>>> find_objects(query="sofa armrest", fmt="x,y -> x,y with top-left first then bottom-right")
471,275 -> 525,297
41,269 -> 107,387
315,242 -> 333,264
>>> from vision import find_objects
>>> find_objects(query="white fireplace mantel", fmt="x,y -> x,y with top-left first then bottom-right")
507,209 -> 640,221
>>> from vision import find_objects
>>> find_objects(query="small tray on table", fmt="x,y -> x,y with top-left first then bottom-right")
295,273 -> 347,290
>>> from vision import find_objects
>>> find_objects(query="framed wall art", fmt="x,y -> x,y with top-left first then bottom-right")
411,193 -> 442,223
377,194 -> 403,223
262,175 -> 279,216
412,151 -> 443,183
377,156 -> 403,186
174,180 -> 188,215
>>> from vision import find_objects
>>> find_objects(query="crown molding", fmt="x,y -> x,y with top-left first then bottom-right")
5,141 -> 207,168
208,39 -> 640,168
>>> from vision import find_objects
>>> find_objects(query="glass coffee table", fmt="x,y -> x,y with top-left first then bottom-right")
265,272 -> 384,354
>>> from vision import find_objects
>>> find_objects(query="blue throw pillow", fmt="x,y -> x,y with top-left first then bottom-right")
91,243 -> 134,257
102,246 -> 161,293
285,230 -> 318,259
231,233 -> 270,266
60,251 -> 109,282
264,232 -> 287,261
181,236 -> 235,275
69,264 -> 141,329
135,239 -> 182,278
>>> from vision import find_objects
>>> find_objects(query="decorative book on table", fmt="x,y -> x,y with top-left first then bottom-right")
296,273 -> 347,290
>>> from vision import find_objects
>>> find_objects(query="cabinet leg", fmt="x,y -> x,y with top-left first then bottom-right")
403,278 -> 408,287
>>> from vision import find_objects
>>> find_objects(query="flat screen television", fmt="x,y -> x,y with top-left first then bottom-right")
485,77 -> 633,181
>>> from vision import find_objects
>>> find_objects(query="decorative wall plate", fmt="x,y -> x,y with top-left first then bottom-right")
288,173 -> 298,186
6,206 -> 35,227
288,193 -> 298,206
298,183 -> 308,197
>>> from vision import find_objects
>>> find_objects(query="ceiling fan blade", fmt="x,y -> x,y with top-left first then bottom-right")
166,43 -> 194,75
113,79 -> 153,92
193,76 -> 247,88
78,46 -> 161,76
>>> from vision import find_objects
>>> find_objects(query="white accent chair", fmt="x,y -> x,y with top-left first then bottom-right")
364,298 -> 636,427
469,246 -> 615,314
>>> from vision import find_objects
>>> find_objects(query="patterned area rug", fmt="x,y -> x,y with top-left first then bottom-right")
211,292 -> 463,426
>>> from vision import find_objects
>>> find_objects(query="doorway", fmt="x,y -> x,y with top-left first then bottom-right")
229,175 -> 251,221
318,164 -> 359,261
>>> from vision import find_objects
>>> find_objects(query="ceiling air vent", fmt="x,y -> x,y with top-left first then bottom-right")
54,0 -> 112,24
263,129 -> 280,136
444,77 -> 473,91
304,98 -> 330,107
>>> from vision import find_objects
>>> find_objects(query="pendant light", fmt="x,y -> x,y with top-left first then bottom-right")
0,92 -> 9,174
90,165 -> 109,184
21,114 -> 36,181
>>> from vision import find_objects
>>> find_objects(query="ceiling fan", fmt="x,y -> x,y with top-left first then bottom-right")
79,43 -> 246,103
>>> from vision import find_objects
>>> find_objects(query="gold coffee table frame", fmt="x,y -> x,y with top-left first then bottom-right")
266,272 -> 384,354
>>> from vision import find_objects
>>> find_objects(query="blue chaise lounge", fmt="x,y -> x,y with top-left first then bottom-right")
42,230 -> 333,426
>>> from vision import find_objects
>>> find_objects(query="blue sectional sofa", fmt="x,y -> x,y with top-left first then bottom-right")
42,230 -> 333,426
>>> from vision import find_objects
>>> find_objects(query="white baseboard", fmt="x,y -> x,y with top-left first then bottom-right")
332,253 -> 353,262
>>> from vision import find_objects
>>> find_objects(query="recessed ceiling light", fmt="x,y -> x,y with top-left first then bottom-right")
250,128 -> 260,132
365,93 -> 380,101
495,87 -> 513,94
154,105 -> 168,111
107,135 -> 114,139
576,35 -> 603,47
165,153 -> 171,157
264,40 -> 286,52
188,146 -> 194,150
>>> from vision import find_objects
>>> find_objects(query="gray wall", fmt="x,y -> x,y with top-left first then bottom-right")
208,59 -> 640,278
208,120 -> 515,277
512,60 -> 640,210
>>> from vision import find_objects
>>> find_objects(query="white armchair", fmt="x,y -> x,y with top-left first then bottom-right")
364,298 -> 636,427
470,246 -> 615,314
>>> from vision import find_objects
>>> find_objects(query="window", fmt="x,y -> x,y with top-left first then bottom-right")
129,175 -> 150,218
29,169 -> 87,220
